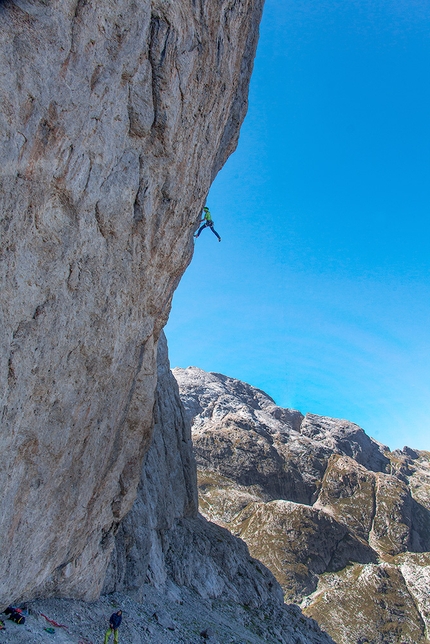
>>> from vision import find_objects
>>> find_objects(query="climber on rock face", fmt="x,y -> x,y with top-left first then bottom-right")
194,206 -> 221,242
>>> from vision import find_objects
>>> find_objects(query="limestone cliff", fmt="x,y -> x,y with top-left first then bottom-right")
174,366 -> 430,643
0,0 -> 263,605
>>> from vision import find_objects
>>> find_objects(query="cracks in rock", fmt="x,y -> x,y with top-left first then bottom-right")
133,155 -> 148,224
67,261 -> 81,291
94,202 -> 105,239
368,474 -> 379,548
119,341 -> 148,430
174,60 -> 185,118
107,341 -> 152,471
150,15 -> 171,67
70,0 -> 87,52
62,0 -> 87,73
133,183 -> 148,223
7,355 -> 16,387
55,185 -> 79,225
148,14 -> 172,134
216,35 -> 224,70
90,64 -> 103,92
101,523 -> 118,550
16,129 -> 28,160
72,0 -> 87,21
94,201 -> 111,241
32,302 -> 47,320
7,301 -> 48,388
82,158 -> 92,194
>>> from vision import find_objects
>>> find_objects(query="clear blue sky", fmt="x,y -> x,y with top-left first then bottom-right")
166,0 -> 430,451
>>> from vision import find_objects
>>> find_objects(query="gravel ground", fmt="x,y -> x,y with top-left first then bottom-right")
0,585 -> 328,644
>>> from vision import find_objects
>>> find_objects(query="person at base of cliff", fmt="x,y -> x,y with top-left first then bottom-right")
194,206 -> 221,241
103,610 -> 122,644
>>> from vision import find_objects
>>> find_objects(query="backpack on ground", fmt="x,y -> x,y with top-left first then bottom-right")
5,607 -> 25,624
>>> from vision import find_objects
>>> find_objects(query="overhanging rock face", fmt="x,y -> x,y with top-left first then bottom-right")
0,0 -> 263,605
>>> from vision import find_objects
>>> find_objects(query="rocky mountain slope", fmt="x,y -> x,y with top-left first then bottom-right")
0,0 -> 264,604
174,366 -> 430,644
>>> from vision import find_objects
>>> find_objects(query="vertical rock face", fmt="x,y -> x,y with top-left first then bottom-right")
104,332 -> 199,596
0,0 -> 263,604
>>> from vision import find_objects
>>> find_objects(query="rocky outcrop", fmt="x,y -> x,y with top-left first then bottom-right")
178,368 -> 390,507
315,454 -> 414,555
229,499 -> 375,602
174,366 -> 430,642
0,0 -> 264,604
303,560 -> 429,644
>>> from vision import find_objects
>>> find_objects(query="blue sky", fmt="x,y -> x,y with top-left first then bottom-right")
166,0 -> 430,451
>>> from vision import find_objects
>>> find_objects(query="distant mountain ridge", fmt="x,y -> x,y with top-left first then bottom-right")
173,366 -> 430,644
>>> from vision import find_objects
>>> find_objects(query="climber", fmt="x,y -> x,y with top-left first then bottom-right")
194,206 -> 221,241
103,610 -> 122,644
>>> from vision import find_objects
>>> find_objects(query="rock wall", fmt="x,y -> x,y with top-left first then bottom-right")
0,0 -> 263,605
104,332 -> 199,597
